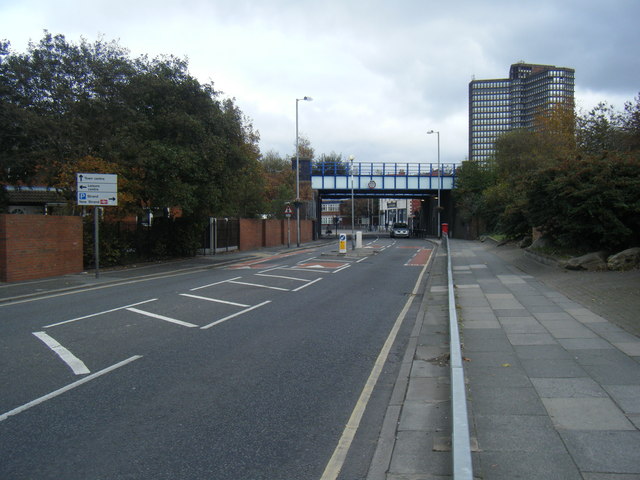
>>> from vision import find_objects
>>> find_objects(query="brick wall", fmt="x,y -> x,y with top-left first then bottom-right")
264,219 -> 285,247
239,219 -> 313,251
0,215 -> 83,283
238,219 -> 264,251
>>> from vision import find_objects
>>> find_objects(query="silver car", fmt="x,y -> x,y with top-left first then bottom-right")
390,222 -> 409,238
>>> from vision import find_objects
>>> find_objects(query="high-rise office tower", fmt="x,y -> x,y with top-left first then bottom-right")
468,63 -> 575,164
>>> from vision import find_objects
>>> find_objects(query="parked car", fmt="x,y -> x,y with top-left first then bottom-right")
390,222 -> 409,238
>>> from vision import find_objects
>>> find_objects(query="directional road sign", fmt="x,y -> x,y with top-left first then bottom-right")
76,173 -> 118,206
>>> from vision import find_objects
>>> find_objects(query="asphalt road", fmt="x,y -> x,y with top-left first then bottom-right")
0,237 -> 433,479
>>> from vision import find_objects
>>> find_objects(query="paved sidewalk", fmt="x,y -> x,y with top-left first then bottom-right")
370,238 -> 640,479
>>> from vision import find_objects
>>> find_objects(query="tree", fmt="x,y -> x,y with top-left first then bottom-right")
295,134 -> 314,161
0,32 -> 265,220
260,150 -> 295,218
576,102 -> 624,156
526,153 -> 640,250
485,104 -> 579,238
313,151 -> 349,175
621,93 -> 640,152
453,160 -> 497,237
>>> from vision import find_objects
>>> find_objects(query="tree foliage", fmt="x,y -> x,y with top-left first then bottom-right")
0,31 -> 263,220
313,151 -> 349,175
260,150 -> 295,218
453,159 -> 497,236
526,153 -> 640,250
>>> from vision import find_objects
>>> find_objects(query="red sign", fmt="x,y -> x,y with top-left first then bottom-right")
284,205 -> 293,216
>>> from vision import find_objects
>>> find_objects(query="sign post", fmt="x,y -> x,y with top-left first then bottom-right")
77,173 -> 118,278
284,204 -> 293,248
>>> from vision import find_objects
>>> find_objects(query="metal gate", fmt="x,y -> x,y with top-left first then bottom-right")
201,217 -> 239,254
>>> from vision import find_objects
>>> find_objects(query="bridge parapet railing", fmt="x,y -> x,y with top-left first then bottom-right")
312,161 -> 456,177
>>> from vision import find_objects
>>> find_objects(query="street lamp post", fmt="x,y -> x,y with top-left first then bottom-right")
295,96 -> 313,247
349,154 -> 355,250
427,130 -> 441,237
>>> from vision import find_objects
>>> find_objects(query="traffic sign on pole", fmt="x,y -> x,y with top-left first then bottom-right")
76,173 -> 118,206
76,173 -> 118,280
284,204 -> 293,218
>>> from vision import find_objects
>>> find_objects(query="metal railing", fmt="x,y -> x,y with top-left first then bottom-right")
312,161 -> 457,177
444,234 -> 474,479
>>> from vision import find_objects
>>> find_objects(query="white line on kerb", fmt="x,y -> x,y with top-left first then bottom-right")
0,355 -> 142,422
125,308 -> 198,328
200,301 -> 271,330
32,331 -> 90,375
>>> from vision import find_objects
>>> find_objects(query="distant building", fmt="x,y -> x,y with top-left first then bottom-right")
3,186 -> 67,215
320,199 -> 341,228
380,198 -> 412,227
469,62 -> 575,164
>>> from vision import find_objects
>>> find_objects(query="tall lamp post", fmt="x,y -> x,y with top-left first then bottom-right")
427,130 -> 441,237
295,96 -> 313,247
349,154 -> 355,249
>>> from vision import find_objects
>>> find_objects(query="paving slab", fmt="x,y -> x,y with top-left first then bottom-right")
474,414 -> 565,451
478,451 -> 583,480
603,385 -> 640,414
542,397 -> 635,430
559,430 -> 640,474
531,377 -> 608,398
520,358 -> 589,378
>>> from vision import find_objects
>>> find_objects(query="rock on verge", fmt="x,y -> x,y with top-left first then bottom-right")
565,251 -> 608,271
607,248 -> 640,271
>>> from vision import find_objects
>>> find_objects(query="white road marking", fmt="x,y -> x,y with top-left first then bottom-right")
255,273 -> 309,282
179,293 -> 249,308
227,280 -> 289,291
332,265 -> 351,273
200,301 -> 271,330
0,355 -> 142,422
292,278 -> 323,292
125,308 -> 198,328
257,266 -> 284,274
190,277 -> 242,291
44,299 -> 158,328
32,331 -> 90,375
285,267 -> 331,273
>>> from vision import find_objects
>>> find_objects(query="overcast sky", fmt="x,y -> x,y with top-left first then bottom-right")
1,0 -> 639,166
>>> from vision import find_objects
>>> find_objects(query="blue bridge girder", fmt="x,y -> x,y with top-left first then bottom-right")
311,162 -> 457,198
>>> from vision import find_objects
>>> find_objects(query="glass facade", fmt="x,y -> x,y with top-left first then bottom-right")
468,63 -> 574,164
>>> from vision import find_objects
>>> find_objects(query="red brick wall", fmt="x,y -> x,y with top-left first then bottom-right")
264,219 -> 285,247
238,219 -> 313,251
0,215 -> 83,282
238,219 -> 264,251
